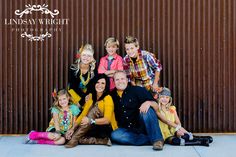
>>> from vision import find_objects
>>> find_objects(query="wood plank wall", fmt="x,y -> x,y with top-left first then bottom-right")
0,0 -> 235,133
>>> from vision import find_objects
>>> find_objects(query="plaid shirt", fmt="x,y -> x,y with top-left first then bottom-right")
123,50 -> 162,90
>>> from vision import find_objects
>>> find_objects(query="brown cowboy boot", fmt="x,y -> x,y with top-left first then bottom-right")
78,137 -> 112,146
65,105 -> 102,148
65,124 -> 91,148
87,104 -> 102,119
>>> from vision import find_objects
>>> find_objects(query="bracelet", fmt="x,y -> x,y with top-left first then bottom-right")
90,118 -> 96,125
175,124 -> 181,132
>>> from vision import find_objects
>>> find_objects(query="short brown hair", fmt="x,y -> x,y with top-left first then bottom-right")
124,36 -> 139,47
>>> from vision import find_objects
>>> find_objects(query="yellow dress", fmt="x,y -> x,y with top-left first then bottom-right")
75,94 -> 118,130
158,106 -> 177,140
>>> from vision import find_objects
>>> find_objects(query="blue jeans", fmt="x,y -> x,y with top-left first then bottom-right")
111,108 -> 163,145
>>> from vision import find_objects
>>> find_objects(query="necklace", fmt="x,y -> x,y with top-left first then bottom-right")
79,71 -> 91,92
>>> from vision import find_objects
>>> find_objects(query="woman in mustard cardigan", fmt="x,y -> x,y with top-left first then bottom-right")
64,74 -> 117,148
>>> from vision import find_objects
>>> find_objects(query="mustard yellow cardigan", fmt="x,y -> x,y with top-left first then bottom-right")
76,94 -> 118,130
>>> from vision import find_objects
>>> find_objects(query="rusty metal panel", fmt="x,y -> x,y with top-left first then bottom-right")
0,0 -> 236,134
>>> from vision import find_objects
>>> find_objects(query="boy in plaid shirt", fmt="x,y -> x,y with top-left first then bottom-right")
123,36 -> 162,93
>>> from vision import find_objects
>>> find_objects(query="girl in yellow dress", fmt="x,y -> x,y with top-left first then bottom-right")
157,87 -> 213,146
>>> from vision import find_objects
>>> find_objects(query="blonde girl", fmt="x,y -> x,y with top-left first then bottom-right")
68,44 -> 97,107
25,89 -> 80,145
156,87 -> 212,146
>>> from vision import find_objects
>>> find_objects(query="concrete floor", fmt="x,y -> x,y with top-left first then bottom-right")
0,134 -> 235,157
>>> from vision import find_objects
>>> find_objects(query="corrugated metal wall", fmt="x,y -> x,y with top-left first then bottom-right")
0,0 -> 235,134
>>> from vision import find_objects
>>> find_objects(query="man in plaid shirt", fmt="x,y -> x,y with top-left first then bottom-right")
123,36 -> 162,93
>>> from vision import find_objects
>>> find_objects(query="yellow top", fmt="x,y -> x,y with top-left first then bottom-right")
158,106 -> 177,140
76,94 -> 118,130
68,89 -> 81,104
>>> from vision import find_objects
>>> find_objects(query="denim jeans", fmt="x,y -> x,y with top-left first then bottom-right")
111,108 -> 163,145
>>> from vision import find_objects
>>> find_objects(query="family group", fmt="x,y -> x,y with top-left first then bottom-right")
24,36 -> 212,150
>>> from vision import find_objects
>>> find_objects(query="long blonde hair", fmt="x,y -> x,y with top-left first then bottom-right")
70,44 -> 96,78
52,89 -> 72,110
158,95 -> 173,111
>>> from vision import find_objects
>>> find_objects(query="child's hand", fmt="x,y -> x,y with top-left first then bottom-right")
176,127 -> 188,137
105,70 -> 116,77
76,102 -> 81,108
153,94 -> 158,100
48,132 -> 61,140
152,84 -> 163,93
176,129 -> 185,137
179,127 -> 188,134
52,133 -> 61,140
65,129 -> 74,140
131,81 -> 136,86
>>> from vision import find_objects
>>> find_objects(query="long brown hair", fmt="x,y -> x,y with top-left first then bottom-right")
91,74 -> 110,102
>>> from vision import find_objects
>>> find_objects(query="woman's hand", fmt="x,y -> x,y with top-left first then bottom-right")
85,94 -> 91,102
81,116 -> 90,125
